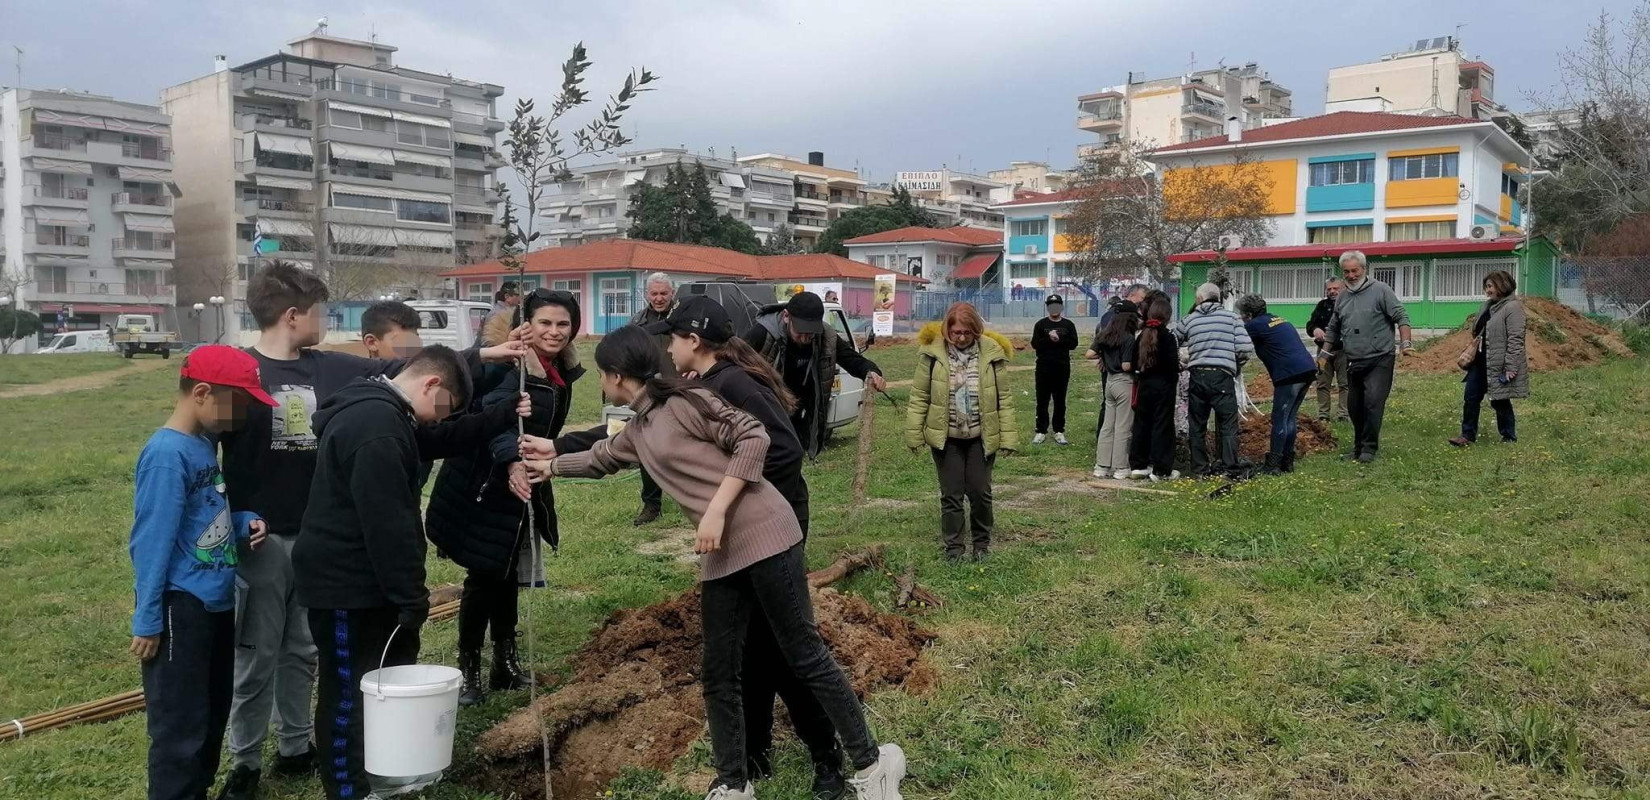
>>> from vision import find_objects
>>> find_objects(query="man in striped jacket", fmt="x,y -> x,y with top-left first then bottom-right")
1173,282 -> 1255,478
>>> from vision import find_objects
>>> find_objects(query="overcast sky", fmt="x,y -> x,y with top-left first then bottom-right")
0,0 -> 1631,180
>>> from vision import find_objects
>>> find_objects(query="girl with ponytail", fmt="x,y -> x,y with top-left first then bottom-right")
1128,293 -> 1180,481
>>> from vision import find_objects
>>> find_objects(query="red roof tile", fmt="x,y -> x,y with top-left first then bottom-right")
953,253 -> 999,280
441,239 -> 925,283
841,226 -> 1002,247
1167,236 -> 1528,264
995,188 -> 1091,207
1151,111 -> 1487,155
758,254 -> 926,283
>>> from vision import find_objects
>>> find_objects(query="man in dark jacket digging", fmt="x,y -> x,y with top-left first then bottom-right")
744,291 -> 886,458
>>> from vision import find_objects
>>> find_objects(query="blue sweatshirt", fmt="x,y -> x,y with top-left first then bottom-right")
129,428 -> 259,636
1244,313 -> 1319,386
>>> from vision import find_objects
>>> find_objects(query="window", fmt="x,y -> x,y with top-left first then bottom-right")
396,121 -> 450,150
552,279 -> 582,307
1308,224 -> 1373,244
600,277 -> 632,316
1389,152 -> 1459,180
362,115 -> 389,133
1501,174 -> 1522,196
466,282 -> 493,301
1432,259 -> 1511,301
1009,261 -> 1046,280
1372,261 -> 1424,302
1309,159 -> 1375,186
1257,265 -> 1331,303
329,109 -> 362,129
1387,219 -> 1455,241
331,242 -> 395,258
1011,219 -> 1047,237
333,192 -> 394,212
1222,268 -> 1254,295
397,199 -> 451,224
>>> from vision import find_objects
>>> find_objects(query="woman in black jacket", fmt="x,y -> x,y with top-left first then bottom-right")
425,289 -> 584,705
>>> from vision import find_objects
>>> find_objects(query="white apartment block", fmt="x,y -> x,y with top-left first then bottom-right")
1077,63 -> 1292,158
162,27 -> 505,324
987,161 -> 1072,195
1326,36 -> 1501,120
891,168 -> 1009,229
1,88 -> 177,342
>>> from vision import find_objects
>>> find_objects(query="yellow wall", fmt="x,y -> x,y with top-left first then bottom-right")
1500,194 -> 1512,221
1053,234 -> 1078,252
1386,213 -> 1457,224
1163,160 -> 1297,216
1387,145 -> 1461,158
1386,177 -> 1458,208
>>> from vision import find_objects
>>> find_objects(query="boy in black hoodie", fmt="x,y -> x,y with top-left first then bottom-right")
291,345 -> 471,800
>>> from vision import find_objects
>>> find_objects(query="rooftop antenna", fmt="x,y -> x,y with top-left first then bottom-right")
1428,56 -> 1441,111
12,46 -> 21,88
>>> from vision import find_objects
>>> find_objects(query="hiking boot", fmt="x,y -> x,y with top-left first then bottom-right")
813,756 -> 847,800
1260,453 -> 1284,476
632,504 -> 661,526
1448,436 -> 1473,447
704,783 -> 755,800
490,636 -> 533,691
848,744 -> 907,800
458,646 -> 485,707
1054,432 -> 1069,446
1356,451 -> 1378,464
1281,452 -> 1297,473
271,745 -> 315,776
216,766 -> 259,800
1032,433 -> 1046,445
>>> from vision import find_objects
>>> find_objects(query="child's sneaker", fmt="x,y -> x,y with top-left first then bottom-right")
849,744 -> 906,800
1128,469 -> 1150,480
1054,432 -> 1069,445
1149,470 -> 1182,483
1092,466 -> 1108,479
1113,469 -> 1131,480
1032,433 -> 1046,445
704,783 -> 755,800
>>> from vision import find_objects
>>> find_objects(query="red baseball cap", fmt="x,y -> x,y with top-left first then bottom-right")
180,345 -> 278,406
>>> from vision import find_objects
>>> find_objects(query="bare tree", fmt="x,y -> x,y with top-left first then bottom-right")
1062,139 -> 1275,286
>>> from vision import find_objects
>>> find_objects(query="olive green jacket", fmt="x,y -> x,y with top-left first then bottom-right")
905,322 -> 1019,455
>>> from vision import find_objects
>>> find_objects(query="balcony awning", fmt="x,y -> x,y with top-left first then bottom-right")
120,259 -> 174,269
330,183 -> 400,201
254,175 -> 313,191
394,229 -> 455,248
118,166 -> 172,182
718,172 -> 747,189
330,142 -> 395,165
31,207 -> 90,226
256,132 -> 313,157
256,218 -> 313,237
123,213 -> 175,233
393,150 -> 453,169
453,131 -> 493,147
32,109 -> 107,129
248,85 -> 311,102
328,101 -> 394,118
28,157 -> 93,176
622,170 -> 648,186
953,253 -> 998,280
454,199 -> 493,215
328,223 -> 394,245
104,118 -> 168,136
391,110 -> 451,129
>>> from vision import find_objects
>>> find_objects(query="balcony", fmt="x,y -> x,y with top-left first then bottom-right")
29,231 -> 92,254
119,143 -> 171,163
788,214 -> 828,231
238,157 -> 315,181
239,113 -> 313,132
453,190 -> 499,208
454,222 -> 495,241
1181,100 -> 1225,121
35,281 -> 176,305
1078,109 -> 1124,131
746,190 -> 794,208
31,134 -> 89,153
828,194 -> 863,207
24,185 -> 91,208
239,197 -> 314,218
112,237 -> 175,258
239,239 -> 316,261
449,110 -> 506,133
111,192 -> 173,213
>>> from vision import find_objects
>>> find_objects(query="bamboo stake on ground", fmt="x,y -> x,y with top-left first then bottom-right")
850,395 -> 877,508
807,546 -> 884,589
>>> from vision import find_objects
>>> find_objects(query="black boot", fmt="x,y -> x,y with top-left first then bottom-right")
490,636 -> 533,691
1260,452 -> 1284,476
811,748 -> 846,800
458,646 -> 485,707
632,503 -> 661,526
1282,451 -> 1297,473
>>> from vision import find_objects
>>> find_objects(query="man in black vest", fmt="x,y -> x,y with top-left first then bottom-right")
745,291 -> 885,458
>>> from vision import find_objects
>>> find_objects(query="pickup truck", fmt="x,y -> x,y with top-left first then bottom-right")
601,282 -> 876,439
112,314 -> 177,359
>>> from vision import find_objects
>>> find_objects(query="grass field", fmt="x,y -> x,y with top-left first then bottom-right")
1,344 -> 1648,800
0,352 -> 146,387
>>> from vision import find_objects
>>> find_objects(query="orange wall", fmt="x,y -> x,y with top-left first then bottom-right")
1386,177 -> 1458,208
1500,194 -> 1513,221
1053,233 -> 1078,252
1163,159 -> 1298,216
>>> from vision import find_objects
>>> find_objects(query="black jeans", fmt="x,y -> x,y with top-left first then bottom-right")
457,569 -> 519,651
309,607 -> 421,800
931,436 -> 995,556
1129,376 -> 1176,475
1187,368 -> 1240,475
1346,354 -> 1396,456
1461,361 -> 1517,442
640,467 -> 662,510
702,545 -> 878,789
143,591 -> 235,800
1034,359 -> 1071,434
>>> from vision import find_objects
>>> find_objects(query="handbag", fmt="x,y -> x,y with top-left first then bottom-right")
1456,335 -> 1481,371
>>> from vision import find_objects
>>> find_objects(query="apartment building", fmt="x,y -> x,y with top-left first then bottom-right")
1326,37 -> 1503,120
987,161 -> 1072,195
738,152 -> 873,249
1077,63 -> 1293,157
0,88 -> 176,339
891,169 -> 1009,230
162,27 -> 505,325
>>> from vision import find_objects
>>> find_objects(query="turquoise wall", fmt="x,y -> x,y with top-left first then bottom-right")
1008,215 -> 1050,256
1306,184 -> 1375,212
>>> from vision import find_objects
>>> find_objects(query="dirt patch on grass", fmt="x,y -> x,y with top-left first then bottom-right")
1407,297 -> 1633,374
0,358 -> 166,398
1245,371 -> 1274,402
1002,470 -> 1102,510
471,587 -> 936,799
635,528 -> 698,563
1177,415 -> 1338,467
863,497 -> 921,511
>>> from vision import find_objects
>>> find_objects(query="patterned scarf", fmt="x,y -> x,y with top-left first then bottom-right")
946,342 -> 982,439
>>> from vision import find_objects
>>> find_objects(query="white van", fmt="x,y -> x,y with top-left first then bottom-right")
407,300 -> 492,350
38,330 -> 115,354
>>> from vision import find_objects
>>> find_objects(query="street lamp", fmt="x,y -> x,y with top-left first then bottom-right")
209,296 -> 226,343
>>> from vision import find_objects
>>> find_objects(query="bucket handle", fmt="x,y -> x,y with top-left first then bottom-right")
371,624 -> 403,701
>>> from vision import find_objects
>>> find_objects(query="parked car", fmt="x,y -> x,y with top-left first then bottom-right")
38,330 -> 115,354
407,300 -> 491,351
111,314 -> 177,358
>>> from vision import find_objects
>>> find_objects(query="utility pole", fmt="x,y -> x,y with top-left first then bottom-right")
13,46 -> 23,88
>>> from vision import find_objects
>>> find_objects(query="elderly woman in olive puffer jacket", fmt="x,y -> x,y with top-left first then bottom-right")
1450,269 -> 1529,446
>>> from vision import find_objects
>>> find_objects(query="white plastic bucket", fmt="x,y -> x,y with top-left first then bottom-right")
360,664 -> 463,778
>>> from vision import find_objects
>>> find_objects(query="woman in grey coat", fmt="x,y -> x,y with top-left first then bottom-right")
1450,270 -> 1528,446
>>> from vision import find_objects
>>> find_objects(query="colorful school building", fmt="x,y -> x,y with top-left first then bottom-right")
1168,235 -> 1560,330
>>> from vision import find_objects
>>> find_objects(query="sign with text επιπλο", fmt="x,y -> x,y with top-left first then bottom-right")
894,171 -> 942,192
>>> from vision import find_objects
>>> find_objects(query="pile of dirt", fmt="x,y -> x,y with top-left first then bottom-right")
1407,297 -> 1634,374
1178,414 -> 1337,467
1245,372 -> 1274,401
472,587 -> 937,799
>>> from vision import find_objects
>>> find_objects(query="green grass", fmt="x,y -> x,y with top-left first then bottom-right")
2,350 -> 1649,799
0,352 -> 140,387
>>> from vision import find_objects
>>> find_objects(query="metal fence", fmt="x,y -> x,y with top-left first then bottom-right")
1559,256 -> 1650,321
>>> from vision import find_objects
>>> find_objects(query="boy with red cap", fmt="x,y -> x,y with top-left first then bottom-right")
129,345 -> 275,800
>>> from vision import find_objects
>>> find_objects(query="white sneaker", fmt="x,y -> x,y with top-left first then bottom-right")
1032,433 -> 1046,445
1093,466 -> 1107,479
1128,469 -> 1150,480
849,744 -> 907,800
1054,433 -> 1069,446
1113,469 -> 1131,480
704,783 -> 755,800
1148,470 -> 1182,483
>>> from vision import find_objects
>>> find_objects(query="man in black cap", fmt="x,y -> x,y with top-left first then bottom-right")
1030,294 -> 1079,445
745,291 -> 886,458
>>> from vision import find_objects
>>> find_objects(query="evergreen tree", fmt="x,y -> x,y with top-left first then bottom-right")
762,223 -> 805,255
626,159 -> 763,254
813,186 -> 939,256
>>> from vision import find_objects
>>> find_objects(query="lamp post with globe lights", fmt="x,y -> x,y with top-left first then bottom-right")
209,296 -> 226,343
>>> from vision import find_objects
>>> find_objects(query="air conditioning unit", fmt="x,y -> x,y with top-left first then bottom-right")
1023,244 -> 1039,256
1218,233 -> 1244,251
1469,224 -> 1496,240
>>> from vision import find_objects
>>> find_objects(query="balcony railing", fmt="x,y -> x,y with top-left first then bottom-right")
455,222 -> 495,232
36,232 -> 91,247
453,191 -> 494,207
239,156 -> 315,174
242,113 -> 313,131
829,195 -> 862,205
788,214 -> 828,229
314,80 -> 450,108
36,281 -> 176,299
1079,109 -> 1123,124
36,186 -> 91,200
1181,101 -> 1224,119
34,134 -> 89,152
112,192 -> 171,208
121,144 -> 172,162
112,237 -> 175,253
449,110 -> 502,126
796,190 -> 826,201
253,198 -> 313,213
